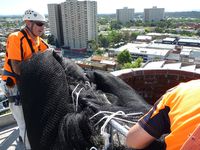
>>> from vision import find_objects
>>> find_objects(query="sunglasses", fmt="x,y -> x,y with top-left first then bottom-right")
32,21 -> 45,27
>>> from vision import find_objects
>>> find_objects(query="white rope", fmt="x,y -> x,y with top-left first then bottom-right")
90,111 -> 117,120
71,84 -> 84,112
90,111 -> 143,122
71,84 -> 80,111
100,111 -> 125,150
90,147 -> 98,150
75,87 -> 83,112
108,116 -> 136,124
100,111 -> 125,134
93,115 -> 110,127
126,112 -> 144,116
85,81 -> 91,88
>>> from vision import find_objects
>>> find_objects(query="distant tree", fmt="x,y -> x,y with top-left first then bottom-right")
108,30 -> 123,44
122,57 -> 143,69
125,21 -> 134,28
156,20 -> 172,28
122,31 -> 130,42
179,30 -> 193,36
88,40 -> 98,50
98,34 -> 109,48
117,49 -> 132,65
110,20 -> 122,30
135,20 -> 144,26
98,17 -> 109,25
169,29 -> 178,34
155,27 -> 164,33
133,57 -> 143,67
130,32 -> 140,40
94,49 -> 105,56
145,28 -> 150,33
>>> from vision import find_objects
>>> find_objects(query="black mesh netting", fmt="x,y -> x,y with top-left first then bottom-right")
18,50 -> 165,150
19,50 -> 72,149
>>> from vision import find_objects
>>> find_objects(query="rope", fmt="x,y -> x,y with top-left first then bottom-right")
71,84 -> 84,112
100,111 -> 125,134
90,111 -> 143,125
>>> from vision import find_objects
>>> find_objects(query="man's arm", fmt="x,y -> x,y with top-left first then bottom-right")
11,60 -> 21,75
126,123 -> 156,149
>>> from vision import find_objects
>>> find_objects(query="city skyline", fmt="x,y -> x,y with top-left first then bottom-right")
0,0 -> 200,16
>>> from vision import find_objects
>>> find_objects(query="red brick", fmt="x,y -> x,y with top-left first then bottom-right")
167,70 -> 181,75
144,70 -> 156,75
134,70 -> 144,76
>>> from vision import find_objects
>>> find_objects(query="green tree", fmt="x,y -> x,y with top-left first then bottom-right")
122,57 -> 143,69
130,32 -> 140,40
95,49 -> 104,56
145,28 -> 150,33
110,20 -> 122,30
117,49 -> 132,65
179,30 -> 193,36
98,17 -> 109,25
155,27 -> 164,33
88,40 -> 98,50
133,57 -> 143,67
98,34 -> 110,48
108,30 -> 123,44
135,20 -> 144,26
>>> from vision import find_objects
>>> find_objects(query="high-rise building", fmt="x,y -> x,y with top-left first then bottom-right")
144,6 -> 165,22
48,0 -> 97,49
48,4 -> 64,46
116,7 -> 135,24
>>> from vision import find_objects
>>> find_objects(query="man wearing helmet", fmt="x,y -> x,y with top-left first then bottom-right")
1,9 -> 49,149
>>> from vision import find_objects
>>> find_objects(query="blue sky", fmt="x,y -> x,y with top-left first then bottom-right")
0,0 -> 200,15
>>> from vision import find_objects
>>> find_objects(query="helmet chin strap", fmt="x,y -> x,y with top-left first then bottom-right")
25,23 -> 37,37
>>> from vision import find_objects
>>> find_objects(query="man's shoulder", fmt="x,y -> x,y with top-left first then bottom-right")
175,79 -> 200,92
8,30 -> 24,39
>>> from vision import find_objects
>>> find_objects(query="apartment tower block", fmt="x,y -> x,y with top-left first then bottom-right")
144,6 -> 165,22
116,7 -> 135,24
48,0 -> 97,49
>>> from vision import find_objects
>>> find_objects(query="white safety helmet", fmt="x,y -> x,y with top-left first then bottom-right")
23,9 -> 46,22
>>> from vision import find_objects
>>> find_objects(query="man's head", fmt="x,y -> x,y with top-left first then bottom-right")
23,9 -> 46,37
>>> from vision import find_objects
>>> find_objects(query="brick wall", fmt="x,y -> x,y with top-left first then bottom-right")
117,69 -> 200,105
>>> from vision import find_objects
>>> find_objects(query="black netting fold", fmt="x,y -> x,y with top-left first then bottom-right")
19,50 -> 70,149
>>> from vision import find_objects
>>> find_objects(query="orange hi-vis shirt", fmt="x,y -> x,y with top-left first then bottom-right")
139,79 -> 200,150
2,29 -> 49,83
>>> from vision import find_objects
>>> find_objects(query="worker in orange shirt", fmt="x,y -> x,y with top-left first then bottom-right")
0,9 -> 49,149
126,79 -> 200,150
